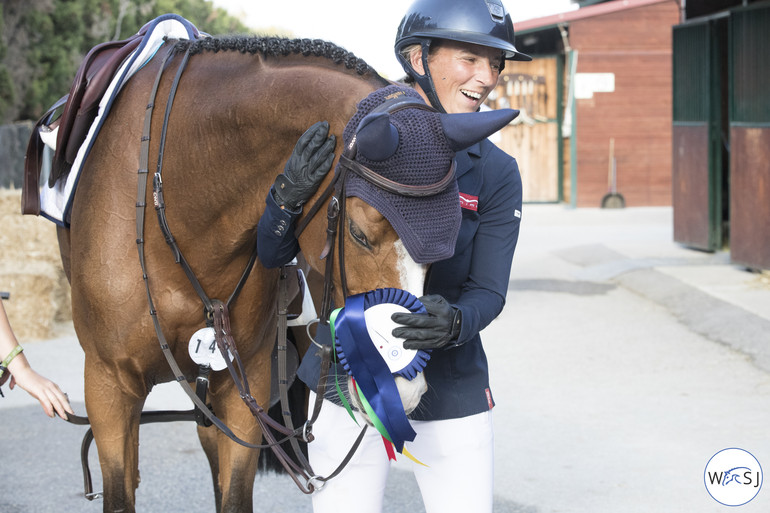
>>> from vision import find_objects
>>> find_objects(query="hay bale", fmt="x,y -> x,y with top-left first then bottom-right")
0,188 -> 71,341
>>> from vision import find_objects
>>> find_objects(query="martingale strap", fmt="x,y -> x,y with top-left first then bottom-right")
137,46 -> 294,444
136,47 -> 271,448
277,266 -> 311,469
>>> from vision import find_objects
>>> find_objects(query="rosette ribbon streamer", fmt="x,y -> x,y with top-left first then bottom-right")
333,289 -> 429,453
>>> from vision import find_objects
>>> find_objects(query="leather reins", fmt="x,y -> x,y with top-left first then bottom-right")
132,45 -> 348,494
270,95 -> 455,491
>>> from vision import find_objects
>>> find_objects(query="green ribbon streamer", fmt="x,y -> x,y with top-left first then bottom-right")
329,307 -> 358,425
354,380 -> 394,444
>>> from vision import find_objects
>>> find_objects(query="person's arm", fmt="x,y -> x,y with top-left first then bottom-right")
257,121 -> 336,269
0,301 -> 73,419
257,189 -> 303,268
392,156 -> 523,349
452,158 -> 522,343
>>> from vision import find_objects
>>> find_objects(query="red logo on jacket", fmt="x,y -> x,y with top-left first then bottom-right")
459,192 -> 478,211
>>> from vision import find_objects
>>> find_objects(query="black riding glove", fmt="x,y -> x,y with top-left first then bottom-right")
273,120 -> 336,211
391,295 -> 462,350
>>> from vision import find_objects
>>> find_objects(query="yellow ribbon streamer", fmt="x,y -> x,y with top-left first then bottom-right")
354,379 -> 428,467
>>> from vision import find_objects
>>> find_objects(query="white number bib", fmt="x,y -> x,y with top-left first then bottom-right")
188,327 -> 231,371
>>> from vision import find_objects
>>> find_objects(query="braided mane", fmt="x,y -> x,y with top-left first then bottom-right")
173,36 -> 378,76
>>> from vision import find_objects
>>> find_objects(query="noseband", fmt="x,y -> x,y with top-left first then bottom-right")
338,149 -> 456,198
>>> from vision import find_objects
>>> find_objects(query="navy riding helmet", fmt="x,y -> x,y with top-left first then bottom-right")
394,0 -> 532,112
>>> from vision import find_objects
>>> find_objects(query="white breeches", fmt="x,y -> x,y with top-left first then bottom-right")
307,392 -> 494,513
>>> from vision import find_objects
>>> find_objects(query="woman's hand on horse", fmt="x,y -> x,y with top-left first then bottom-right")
273,120 -> 337,211
391,295 -> 462,350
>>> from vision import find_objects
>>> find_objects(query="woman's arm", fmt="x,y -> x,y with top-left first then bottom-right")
0,301 -> 73,419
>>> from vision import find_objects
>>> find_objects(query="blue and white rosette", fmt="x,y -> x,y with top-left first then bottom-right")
332,288 -> 431,452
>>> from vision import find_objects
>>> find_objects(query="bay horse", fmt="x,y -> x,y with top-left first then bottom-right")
54,35 -> 420,513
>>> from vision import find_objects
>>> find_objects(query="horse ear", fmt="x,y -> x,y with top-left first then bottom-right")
356,112 -> 400,161
439,109 -> 520,151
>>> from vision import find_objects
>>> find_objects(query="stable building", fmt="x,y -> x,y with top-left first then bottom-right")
491,0 -> 680,207
671,0 -> 770,270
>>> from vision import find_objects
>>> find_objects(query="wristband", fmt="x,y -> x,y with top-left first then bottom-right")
0,344 -> 23,379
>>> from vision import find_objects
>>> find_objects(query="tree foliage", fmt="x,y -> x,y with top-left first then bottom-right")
0,0 -> 249,123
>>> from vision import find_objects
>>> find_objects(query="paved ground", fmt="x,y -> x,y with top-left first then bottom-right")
2,204 -> 769,512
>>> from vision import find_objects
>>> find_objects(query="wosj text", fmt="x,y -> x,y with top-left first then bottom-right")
707,468 -> 761,488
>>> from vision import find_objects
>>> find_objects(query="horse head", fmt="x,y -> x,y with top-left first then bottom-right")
298,85 -> 517,419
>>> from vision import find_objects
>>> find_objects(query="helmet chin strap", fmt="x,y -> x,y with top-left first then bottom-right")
411,40 -> 447,114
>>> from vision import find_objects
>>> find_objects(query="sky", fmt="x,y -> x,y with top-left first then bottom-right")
209,0 -> 577,79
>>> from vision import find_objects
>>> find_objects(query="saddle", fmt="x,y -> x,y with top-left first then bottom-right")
22,28 -> 147,215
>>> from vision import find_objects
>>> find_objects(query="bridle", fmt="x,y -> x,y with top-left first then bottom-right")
271,94 -> 456,490
294,95 -> 455,313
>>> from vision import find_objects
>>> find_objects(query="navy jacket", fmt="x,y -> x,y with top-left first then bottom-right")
257,139 -> 523,420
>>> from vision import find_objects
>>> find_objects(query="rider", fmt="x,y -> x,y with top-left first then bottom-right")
257,0 -> 530,511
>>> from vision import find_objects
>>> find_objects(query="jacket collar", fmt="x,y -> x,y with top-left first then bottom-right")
454,142 -> 482,180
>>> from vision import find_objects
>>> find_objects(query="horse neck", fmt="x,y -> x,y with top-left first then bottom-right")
240,55 -> 385,263
167,50 -> 384,256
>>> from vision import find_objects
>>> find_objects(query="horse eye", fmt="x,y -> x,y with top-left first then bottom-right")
348,220 -> 371,250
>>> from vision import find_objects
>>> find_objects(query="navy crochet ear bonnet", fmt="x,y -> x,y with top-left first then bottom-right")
342,85 -> 460,264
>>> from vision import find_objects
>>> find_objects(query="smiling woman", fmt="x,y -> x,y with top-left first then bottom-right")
253,4 -> 528,513
255,74 -> 519,509
274,1 -> 529,511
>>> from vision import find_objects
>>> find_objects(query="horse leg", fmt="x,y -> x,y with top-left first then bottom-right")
208,351 -> 272,513
83,357 -> 145,513
197,423 -> 223,512
215,428 -> 260,513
